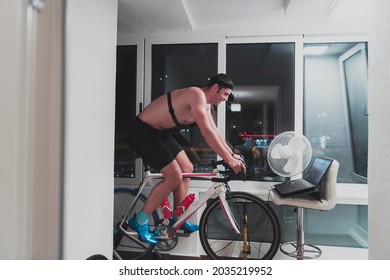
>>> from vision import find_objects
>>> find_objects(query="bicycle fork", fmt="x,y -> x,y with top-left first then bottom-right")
217,189 -> 241,235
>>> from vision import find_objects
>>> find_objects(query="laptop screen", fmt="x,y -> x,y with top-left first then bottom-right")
303,157 -> 333,185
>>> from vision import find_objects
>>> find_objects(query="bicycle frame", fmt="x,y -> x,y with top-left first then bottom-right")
119,169 -> 241,237
173,173 -> 240,235
115,160 -> 282,260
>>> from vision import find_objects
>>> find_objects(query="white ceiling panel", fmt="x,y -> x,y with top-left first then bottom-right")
117,0 -> 370,35
118,0 -> 193,34
183,0 -> 283,30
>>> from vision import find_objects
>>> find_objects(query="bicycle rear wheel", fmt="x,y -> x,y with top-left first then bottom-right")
199,191 -> 280,260
113,187 -> 159,260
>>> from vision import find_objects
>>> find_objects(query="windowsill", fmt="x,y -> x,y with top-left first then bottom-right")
188,180 -> 368,205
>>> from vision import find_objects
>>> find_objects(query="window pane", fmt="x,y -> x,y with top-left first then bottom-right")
114,46 -> 137,178
277,204 -> 367,248
226,43 -> 295,181
303,42 -> 368,183
151,43 -> 218,172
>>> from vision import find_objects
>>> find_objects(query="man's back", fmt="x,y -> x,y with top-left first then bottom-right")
139,87 -> 207,130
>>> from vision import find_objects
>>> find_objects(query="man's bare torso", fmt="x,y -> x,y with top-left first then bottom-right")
139,87 -> 210,130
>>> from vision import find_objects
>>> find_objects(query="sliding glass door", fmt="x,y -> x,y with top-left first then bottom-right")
303,41 -> 368,184
145,38 -> 221,172
225,39 -> 297,181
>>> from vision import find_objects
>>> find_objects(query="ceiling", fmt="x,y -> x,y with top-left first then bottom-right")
116,0 -> 370,105
117,0 -> 370,36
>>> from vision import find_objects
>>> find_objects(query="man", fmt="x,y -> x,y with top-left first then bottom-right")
128,73 -> 246,245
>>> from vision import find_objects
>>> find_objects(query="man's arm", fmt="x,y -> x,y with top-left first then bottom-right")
191,97 -> 233,161
206,108 -> 233,154
189,89 -> 245,173
207,108 -> 245,163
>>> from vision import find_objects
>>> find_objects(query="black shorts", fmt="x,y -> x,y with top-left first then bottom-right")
128,116 -> 182,171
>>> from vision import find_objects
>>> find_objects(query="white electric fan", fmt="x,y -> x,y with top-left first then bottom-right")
267,131 -> 312,178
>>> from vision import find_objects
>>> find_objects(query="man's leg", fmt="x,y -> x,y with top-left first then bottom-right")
129,160 -> 183,245
172,150 -> 193,208
143,160 -> 183,215
171,151 -> 199,233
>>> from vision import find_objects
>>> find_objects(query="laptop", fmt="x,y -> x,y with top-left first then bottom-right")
273,157 -> 333,197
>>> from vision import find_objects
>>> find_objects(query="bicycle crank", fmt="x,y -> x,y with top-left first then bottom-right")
154,225 -> 178,251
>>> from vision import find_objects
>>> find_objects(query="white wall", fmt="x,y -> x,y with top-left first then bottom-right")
63,0 -> 118,259
1,0 -> 63,260
368,0 -> 390,259
0,0 -> 29,259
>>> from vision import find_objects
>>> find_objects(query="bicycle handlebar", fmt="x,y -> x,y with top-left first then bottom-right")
210,160 -> 246,183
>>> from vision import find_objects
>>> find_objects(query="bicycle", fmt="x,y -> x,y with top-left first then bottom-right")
113,160 -> 281,260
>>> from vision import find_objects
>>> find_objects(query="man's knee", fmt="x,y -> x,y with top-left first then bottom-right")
182,162 -> 193,173
175,151 -> 193,173
162,165 -> 183,188
165,172 -> 182,189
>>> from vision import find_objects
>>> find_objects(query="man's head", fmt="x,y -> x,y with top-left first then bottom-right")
207,74 -> 234,105
207,73 -> 234,91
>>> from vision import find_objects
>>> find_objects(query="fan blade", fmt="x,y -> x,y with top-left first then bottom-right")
293,151 -> 302,162
283,156 -> 298,173
270,143 -> 282,159
279,145 -> 293,159
288,136 -> 306,151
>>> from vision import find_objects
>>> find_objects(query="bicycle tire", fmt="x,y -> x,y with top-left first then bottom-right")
199,191 -> 280,260
113,187 -> 159,260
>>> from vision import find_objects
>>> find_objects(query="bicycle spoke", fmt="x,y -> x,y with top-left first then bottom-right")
200,192 -> 280,260
208,234 -> 240,258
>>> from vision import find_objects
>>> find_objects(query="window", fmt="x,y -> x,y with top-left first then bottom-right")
302,41 -> 368,248
115,38 -> 368,186
278,204 -> 368,248
114,45 -> 137,179
226,42 -> 295,181
114,36 -> 368,249
149,43 -> 218,172
303,42 -> 368,184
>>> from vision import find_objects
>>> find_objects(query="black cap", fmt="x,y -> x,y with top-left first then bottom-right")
208,74 -> 234,90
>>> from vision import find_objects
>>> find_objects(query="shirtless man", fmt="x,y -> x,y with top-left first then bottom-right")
128,73 -> 246,245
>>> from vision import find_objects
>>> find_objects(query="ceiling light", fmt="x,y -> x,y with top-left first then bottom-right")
303,45 -> 329,56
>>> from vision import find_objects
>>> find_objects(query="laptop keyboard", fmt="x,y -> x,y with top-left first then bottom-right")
286,180 -> 310,191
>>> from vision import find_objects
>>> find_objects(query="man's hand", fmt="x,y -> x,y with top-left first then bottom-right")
228,157 -> 246,174
233,153 -> 245,164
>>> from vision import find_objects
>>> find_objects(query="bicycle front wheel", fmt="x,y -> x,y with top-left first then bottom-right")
199,192 -> 280,260
113,187 -> 159,260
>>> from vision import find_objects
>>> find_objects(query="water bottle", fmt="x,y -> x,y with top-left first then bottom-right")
160,198 -> 172,219
174,193 -> 195,217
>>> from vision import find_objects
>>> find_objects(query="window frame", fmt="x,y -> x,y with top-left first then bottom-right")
144,34 -> 224,172
224,35 -> 304,190
114,34 -> 368,205
339,42 -> 368,183
303,35 -> 368,204
144,34 -> 227,106
115,36 -> 145,186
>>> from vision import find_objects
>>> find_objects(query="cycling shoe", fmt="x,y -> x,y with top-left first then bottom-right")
128,216 -> 158,245
170,216 -> 199,233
